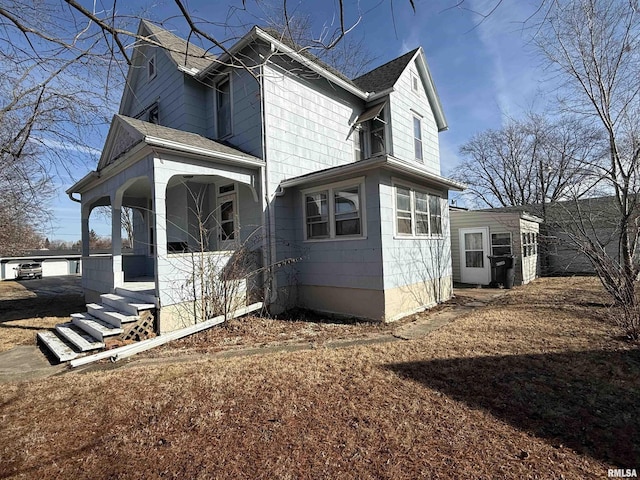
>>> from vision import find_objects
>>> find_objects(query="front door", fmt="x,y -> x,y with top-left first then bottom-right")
459,227 -> 490,285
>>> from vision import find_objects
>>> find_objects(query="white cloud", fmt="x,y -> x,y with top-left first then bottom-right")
34,137 -> 102,156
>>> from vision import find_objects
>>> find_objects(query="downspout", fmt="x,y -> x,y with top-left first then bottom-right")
258,63 -> 279,305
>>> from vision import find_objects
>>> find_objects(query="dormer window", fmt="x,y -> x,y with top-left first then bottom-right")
147,53 -> 156,81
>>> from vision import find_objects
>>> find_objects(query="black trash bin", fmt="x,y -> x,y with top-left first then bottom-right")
505,255 -> 516,289
488,256 -> 508,287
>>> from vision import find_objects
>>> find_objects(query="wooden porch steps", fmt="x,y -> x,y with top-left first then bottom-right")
55,323 -> 105,351
71,313 -> 124,341
87,303 -> 138,328
36,287 -> 158,365
101,293 -> 156,316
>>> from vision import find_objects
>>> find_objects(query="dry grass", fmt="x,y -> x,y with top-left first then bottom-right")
0,282 -> 86,353
1,277 -> 638,479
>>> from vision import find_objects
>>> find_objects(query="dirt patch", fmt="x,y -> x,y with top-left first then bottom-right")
1,277 -> 637,479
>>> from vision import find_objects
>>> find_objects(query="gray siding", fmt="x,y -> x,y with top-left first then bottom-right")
389,59 -> 440,175
120,44 -> 186,129
379,172 -> 451,290
207,68 -> 264,158
279,173 -> 384,292
262,63 -> 362,193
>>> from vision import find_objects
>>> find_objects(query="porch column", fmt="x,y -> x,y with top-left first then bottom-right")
81,203 -> 90,258
111,200 -> 123,288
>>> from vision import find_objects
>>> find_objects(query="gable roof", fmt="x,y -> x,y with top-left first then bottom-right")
97,115 -> 261,171
352,48 -> 419,92
140,20 -> 215,74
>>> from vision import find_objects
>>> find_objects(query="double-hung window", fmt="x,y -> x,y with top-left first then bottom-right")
394,183 -> 443,237
304,179 -> 365,240
413,116 -> 423,161
216,77 -> 231,138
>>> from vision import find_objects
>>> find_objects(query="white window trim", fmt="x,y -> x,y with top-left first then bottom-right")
147,53 -> 157,81
217,182 -> 238,249
392,180 -> 444,239
215,75 -> 233,139
301,177 -> 367,242
413,115 -> 423,161
490,232 -> 513,256
411,71 -> 419,94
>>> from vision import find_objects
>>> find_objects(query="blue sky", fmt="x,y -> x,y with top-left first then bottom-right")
45,0 -> 543,241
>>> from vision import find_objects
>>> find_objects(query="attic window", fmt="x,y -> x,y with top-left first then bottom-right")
147,53 -> 157,80
411,71 -> 419,93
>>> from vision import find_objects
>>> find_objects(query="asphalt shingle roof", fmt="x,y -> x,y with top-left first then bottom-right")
141,20 -> 215,73
352,48 -> 419,93
116,115 -> 261,161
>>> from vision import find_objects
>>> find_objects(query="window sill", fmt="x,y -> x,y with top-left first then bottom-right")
304,236 -> 367,243
393,234 -> 444,240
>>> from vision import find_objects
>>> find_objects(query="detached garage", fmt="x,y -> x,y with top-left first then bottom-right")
449,207 -> 542,287
0,252 -> 82,280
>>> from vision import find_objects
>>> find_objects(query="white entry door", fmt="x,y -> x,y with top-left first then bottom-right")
459,227 -> 490,285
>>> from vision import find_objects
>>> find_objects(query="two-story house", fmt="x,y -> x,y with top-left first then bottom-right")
58,19 -> 463,349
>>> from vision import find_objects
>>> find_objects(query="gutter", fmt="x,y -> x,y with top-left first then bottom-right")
144,136 -> 265,168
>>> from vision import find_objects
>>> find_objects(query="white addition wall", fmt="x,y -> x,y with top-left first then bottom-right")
388,59 -> 440,175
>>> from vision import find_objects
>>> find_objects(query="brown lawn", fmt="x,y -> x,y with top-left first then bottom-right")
0,281 -> 86,352
1,277 -> 638,479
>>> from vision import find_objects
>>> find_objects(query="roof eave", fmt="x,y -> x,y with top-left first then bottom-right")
414,48 -> 448,132
280,155 -> 465,191
197,27 -> 370,100
144,135 -> 265,168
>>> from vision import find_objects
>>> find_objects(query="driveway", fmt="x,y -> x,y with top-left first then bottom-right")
12,275 -> 83,297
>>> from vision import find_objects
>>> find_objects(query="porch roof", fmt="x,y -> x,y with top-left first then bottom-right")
114,115 -> 262,165
68,116 -> 264,195
279,155 -> 466,191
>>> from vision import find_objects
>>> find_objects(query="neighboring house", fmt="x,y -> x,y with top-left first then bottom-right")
63,19 -> 464,337
450,207 -> 542,286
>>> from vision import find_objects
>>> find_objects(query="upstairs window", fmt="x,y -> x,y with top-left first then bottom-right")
394,183 -> 442,237
216,77 -> 232,138
354,103 -> 387,159
413,116 -> 423,161
147,53 -> 156,81
353,126 -> 364,161
370,107 -> 386,156
148,105 -> 159,124
304,179 -> 365,241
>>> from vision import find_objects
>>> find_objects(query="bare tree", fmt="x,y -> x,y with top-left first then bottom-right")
452,115 -> 600,210
533,0 -> 640,339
